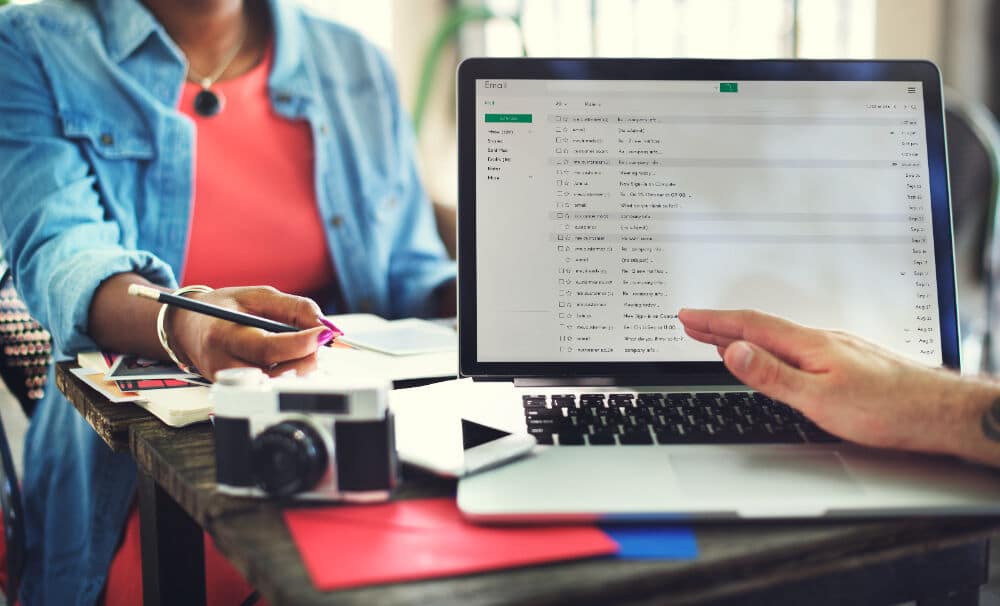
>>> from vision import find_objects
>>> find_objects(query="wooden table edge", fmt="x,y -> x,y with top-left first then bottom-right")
56,361 -> 159,453
204,499 -> 1000,605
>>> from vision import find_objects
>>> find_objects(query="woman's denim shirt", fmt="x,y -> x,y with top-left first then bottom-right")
0,0 -> 456,602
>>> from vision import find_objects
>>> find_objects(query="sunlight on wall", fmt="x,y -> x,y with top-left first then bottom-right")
295,0 -> 393,52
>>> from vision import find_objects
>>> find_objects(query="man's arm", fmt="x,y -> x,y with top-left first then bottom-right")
678,308 -> 1000,468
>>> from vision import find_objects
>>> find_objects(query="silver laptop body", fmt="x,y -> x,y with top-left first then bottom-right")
455,58 -> 1000,520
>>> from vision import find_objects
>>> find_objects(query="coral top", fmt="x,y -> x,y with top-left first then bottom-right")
105,45 -> 336,606
178,44 -> 335,299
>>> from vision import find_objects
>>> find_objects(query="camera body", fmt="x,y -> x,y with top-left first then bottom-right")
211,367 -> 398,502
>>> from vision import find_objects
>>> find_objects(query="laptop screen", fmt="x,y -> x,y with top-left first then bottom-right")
459,61 -> 957,380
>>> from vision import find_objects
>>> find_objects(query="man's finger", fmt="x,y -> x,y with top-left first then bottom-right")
683,326 -> 737,349
722,341 -> 814,413
679,308 -> 825,366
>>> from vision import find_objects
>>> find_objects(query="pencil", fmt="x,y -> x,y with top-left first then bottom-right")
128,284 -> 320,335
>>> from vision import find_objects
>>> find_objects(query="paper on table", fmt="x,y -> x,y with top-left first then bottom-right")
70,367 -> 144,403
283,498 -> 617,590
77,351 -> 113,372
74,352 -> 211,425
336,318 -> 457,356
105,353 -> 199,381
135,386 -> 212,427
316,345 -> 456,385
322,313 -> 389,334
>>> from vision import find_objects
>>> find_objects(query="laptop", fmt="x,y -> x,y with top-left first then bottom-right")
455,58 -> 1000,520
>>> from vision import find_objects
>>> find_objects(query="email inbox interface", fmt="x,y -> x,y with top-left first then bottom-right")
475,79 -> 938,364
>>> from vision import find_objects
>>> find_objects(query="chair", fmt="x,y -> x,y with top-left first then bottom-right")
0,263 -> 51,417
0,260 -> 52,603
0,410 -> 24,605
946,90 -> 1000,373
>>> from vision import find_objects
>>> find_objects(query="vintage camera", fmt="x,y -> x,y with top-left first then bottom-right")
211,367 -> 398,502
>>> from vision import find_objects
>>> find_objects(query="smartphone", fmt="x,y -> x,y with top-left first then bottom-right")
459,419 -> 537,477
396,416 -> 536,478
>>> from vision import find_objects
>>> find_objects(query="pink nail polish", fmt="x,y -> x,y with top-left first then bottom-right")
317,316 -> 343,335
317,329 -> 336,345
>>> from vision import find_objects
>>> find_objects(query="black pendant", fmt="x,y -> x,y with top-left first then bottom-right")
193,88 -> 224,117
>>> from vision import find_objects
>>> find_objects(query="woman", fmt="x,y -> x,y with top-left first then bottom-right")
0,0 -> 456,602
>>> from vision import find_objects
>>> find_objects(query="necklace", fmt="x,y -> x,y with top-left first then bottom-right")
186,27 -> 248,118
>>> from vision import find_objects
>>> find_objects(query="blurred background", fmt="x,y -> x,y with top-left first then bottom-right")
290,0 -> 1000,213
8,0 -> 991,213
0,1 -> 999,603
304,2 -> 1000,363
294,0 -> 1000,374
6,0 -> 999,292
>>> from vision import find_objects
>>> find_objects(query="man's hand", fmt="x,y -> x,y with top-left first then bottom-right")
678,308 -> 1000,466
169,286 -> 334,380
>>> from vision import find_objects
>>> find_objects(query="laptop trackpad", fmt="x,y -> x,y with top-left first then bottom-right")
671,450 -> 861,496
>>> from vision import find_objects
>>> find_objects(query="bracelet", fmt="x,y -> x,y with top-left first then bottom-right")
156,284 -> 213,374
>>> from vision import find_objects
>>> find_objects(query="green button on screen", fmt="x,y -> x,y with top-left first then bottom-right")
720,82 -> 738,93
485,113 -> 533,123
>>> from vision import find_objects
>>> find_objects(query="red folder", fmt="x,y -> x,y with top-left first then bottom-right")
283,498 -> 617,590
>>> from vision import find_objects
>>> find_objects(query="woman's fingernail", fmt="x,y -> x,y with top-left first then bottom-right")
729,341 -> 754,371
317,316 -> 344,335
317,329 -> 336,345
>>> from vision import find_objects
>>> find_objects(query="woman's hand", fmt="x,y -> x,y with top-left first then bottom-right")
678,308 -> 1000,466
167,286 -> 335,380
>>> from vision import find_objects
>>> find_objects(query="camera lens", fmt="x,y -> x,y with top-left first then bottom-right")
251,421 -> 328,497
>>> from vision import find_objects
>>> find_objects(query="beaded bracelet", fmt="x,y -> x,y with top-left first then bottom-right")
156,284 -> 213,374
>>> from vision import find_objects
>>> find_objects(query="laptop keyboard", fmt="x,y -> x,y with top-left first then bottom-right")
522,392 -> 841,446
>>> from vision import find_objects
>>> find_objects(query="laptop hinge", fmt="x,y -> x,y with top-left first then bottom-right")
513,377 -> 621,387
512,375 -> 747,388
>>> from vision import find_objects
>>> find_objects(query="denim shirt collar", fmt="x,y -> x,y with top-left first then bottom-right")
95,0 -> 160,64
96,0 -> 314,116
267,0 -> 314,118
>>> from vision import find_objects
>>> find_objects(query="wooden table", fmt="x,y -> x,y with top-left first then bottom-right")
57,362 -> 1000,605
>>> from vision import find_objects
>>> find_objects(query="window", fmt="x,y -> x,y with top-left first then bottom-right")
480,0 -> 875,59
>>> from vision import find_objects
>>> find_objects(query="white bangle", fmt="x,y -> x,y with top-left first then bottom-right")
156,284 -> 213,374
